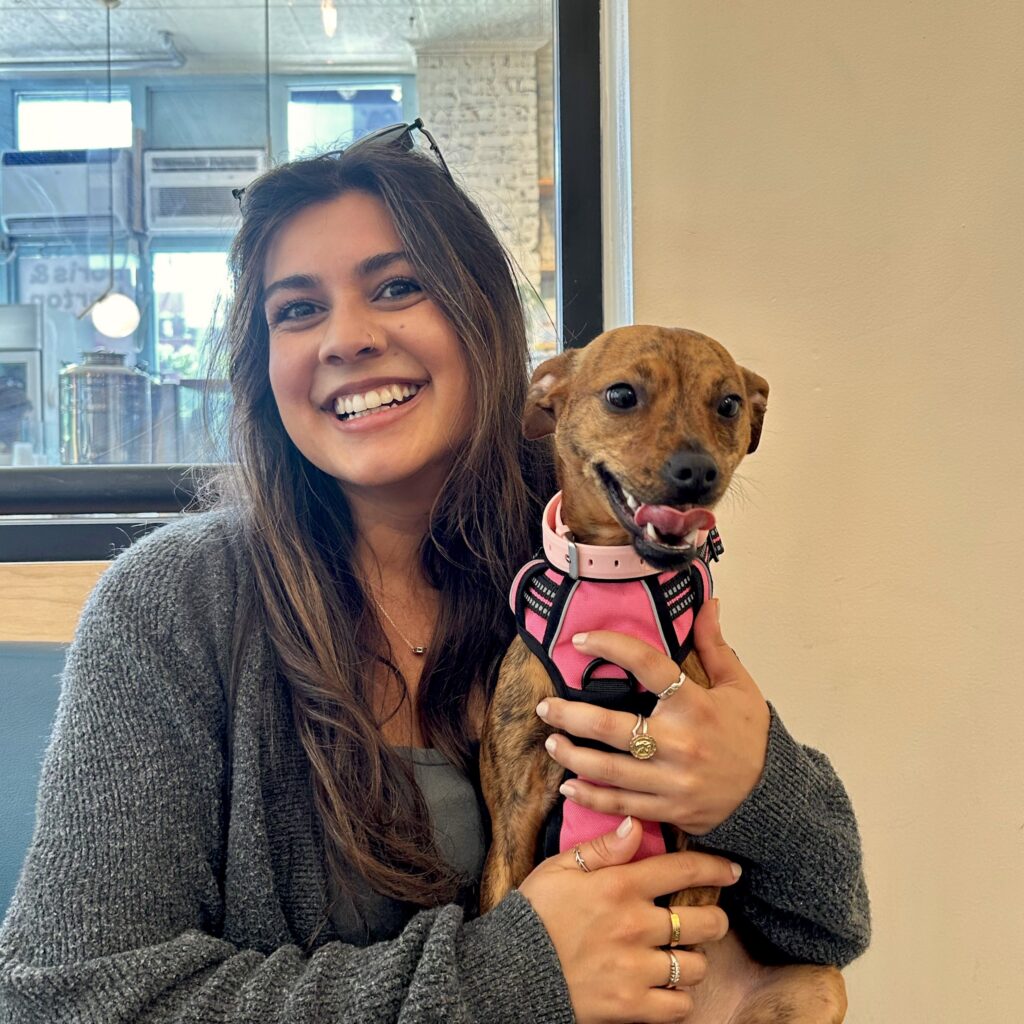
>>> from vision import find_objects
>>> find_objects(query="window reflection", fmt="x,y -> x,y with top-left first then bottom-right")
0,1 -> 556,469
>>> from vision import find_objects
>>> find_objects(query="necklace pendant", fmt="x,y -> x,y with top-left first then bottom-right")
412,646 -> 427,655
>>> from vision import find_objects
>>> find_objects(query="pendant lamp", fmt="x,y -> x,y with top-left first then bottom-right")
78,0 -> 140,339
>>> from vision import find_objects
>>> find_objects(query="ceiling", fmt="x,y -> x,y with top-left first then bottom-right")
0,0 -> 553,75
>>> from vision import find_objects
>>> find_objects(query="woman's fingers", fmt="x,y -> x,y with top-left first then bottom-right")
570,630 -> 683,691
649,947 -> 709,989
665,902 -> 730,946
626,849 -> 742,903
560,813 -> 644,873
539,698 -> 655,754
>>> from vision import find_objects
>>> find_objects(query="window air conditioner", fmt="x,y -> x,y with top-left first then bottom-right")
144,148 -> 267,235
0,149 -> 133,237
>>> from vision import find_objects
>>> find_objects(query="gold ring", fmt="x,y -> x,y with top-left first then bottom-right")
664,950 -> 681,989
628,713 -> 657,759
668,910 -> 681,946
573,843 -> 591,873
657,670 -> 687,701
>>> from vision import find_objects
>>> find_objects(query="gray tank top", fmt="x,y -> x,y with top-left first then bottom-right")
327,746 -> 487,941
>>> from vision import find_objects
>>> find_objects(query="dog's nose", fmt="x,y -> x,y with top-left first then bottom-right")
663,450 -> 719,500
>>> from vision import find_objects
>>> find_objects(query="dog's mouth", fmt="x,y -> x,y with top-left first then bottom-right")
596,464 -> 716,567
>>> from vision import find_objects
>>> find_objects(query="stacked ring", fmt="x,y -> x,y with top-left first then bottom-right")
664,950 -> 681,989
668,910 -> 681,947
573,843 -> 591,873
628,714 -> 657,759
657,670 -> 687,701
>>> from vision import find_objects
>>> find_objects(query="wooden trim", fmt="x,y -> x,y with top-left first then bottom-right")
0,562 -> 107,644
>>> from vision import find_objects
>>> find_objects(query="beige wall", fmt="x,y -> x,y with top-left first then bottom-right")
628,2 -> 1023,1021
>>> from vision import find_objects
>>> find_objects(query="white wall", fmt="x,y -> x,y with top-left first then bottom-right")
628,2 -> 1024,1021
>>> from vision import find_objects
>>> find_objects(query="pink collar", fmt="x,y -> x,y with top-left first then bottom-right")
542,491 -> 657,580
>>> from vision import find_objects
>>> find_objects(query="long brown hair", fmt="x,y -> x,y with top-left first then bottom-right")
208,138 -> 554,925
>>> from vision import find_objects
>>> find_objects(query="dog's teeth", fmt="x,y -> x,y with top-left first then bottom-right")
645,522 -> 658,541
684,530 -> 698,547
624,490 -> 639,512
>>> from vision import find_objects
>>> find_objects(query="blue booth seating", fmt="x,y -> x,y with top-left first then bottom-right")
0,644 -> 66,917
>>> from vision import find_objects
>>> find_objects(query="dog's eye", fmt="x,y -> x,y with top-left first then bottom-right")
717,394 -> 742,418
605,384 -> 637,410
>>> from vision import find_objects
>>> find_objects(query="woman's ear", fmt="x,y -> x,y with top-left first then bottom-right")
741,367 -> 769,454
522,349 -> 579,439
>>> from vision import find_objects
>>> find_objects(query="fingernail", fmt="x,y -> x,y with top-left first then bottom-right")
730,861 -> 742,879
616,815 -> 633,838
544,735 -> 558,755
559,782 -> 577,800
572,632 -> 589,646
536,700 -> 550,720
714,599 -> 721,623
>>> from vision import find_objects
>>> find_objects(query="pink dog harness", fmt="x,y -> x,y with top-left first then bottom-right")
510,492 -> 723,861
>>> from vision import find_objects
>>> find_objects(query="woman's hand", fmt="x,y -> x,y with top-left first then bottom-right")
518,816 -> 738,1024
536,598 -> 771,836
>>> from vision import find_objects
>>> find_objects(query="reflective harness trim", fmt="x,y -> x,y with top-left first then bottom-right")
510,528 -> 723,861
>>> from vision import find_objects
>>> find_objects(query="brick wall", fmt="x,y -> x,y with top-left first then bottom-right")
416,47 -> 542,286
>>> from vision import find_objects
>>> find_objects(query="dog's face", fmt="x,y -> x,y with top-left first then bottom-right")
524,325 -> 768,569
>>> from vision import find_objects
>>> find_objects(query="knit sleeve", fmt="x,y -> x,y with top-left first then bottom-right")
0,523 -> 573,1024
690,704 -> 871,968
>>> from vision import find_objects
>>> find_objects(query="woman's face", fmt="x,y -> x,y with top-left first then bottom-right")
263,190 -> 473,505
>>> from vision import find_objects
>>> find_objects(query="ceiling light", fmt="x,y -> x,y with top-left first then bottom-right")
77,0 -> 140,340
321,0 -> 338,39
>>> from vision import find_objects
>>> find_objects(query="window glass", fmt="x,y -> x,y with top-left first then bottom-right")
17,93 -> 133,151
288,85 -> 405,157
152,252 -> 231,381
0,1 -> 557,471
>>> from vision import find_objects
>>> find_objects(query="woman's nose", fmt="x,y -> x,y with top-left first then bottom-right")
317,315 -> 387,364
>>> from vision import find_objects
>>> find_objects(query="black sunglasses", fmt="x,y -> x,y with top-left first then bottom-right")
231,117 -> 454,210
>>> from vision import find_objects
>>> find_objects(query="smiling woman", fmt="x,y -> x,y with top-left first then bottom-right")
0,125 -> 869,1024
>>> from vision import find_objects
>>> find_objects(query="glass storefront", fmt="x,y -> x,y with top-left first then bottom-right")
0,0 -> 561,471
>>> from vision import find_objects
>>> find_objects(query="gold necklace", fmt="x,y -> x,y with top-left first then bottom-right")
372,597 -> 428,656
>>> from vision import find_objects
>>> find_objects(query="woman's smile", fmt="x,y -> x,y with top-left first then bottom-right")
325,380 -> 428,431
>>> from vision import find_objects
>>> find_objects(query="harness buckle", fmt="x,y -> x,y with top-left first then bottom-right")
565,533 -> 580,579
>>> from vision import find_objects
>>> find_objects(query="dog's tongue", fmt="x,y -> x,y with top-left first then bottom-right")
634,504 -> 715,538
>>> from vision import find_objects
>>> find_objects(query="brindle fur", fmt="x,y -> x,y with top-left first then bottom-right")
480,327 -> 847,1023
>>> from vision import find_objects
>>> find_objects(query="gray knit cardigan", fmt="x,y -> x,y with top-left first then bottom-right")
0,511 -> 870,1023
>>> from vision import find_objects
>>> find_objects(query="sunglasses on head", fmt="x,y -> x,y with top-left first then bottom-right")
231,117 -> 454,210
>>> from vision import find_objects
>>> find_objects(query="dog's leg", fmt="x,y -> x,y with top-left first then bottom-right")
682,933 -> 847,1024
479,638 -> 564,912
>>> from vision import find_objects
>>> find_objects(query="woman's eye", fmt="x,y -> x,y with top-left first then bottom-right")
270,300 -> 319,325
377,277 -> 422,301
717,394 -> 742,418
605,383 -> 638,409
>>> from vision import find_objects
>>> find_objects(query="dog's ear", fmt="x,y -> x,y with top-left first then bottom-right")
523,349 -> 579,439
742,367 -> 769,453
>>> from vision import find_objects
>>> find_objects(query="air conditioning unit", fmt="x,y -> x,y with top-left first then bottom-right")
144,148 -> 266,234
0,149 -> 132,237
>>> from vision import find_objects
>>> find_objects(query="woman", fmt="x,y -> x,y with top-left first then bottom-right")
0,123 -> 869,1023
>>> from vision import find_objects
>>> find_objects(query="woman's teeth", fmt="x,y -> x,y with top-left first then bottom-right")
334,383 -> 420,420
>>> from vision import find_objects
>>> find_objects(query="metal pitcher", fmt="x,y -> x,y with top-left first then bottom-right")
59,350 -> 152,465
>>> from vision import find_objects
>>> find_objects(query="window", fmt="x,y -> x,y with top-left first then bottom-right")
16,92 -> 133,151
152,252 -> 231,381
287,84 -> 405,157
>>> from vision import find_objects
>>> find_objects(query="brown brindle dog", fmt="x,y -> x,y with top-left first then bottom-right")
479,326 -> 847,1024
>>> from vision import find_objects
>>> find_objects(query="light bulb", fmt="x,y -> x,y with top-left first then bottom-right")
321,0 -> 337,38
91,292 -> 141,338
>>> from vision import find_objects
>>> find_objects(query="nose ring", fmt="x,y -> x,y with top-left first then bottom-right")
366,331 -> 377,350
